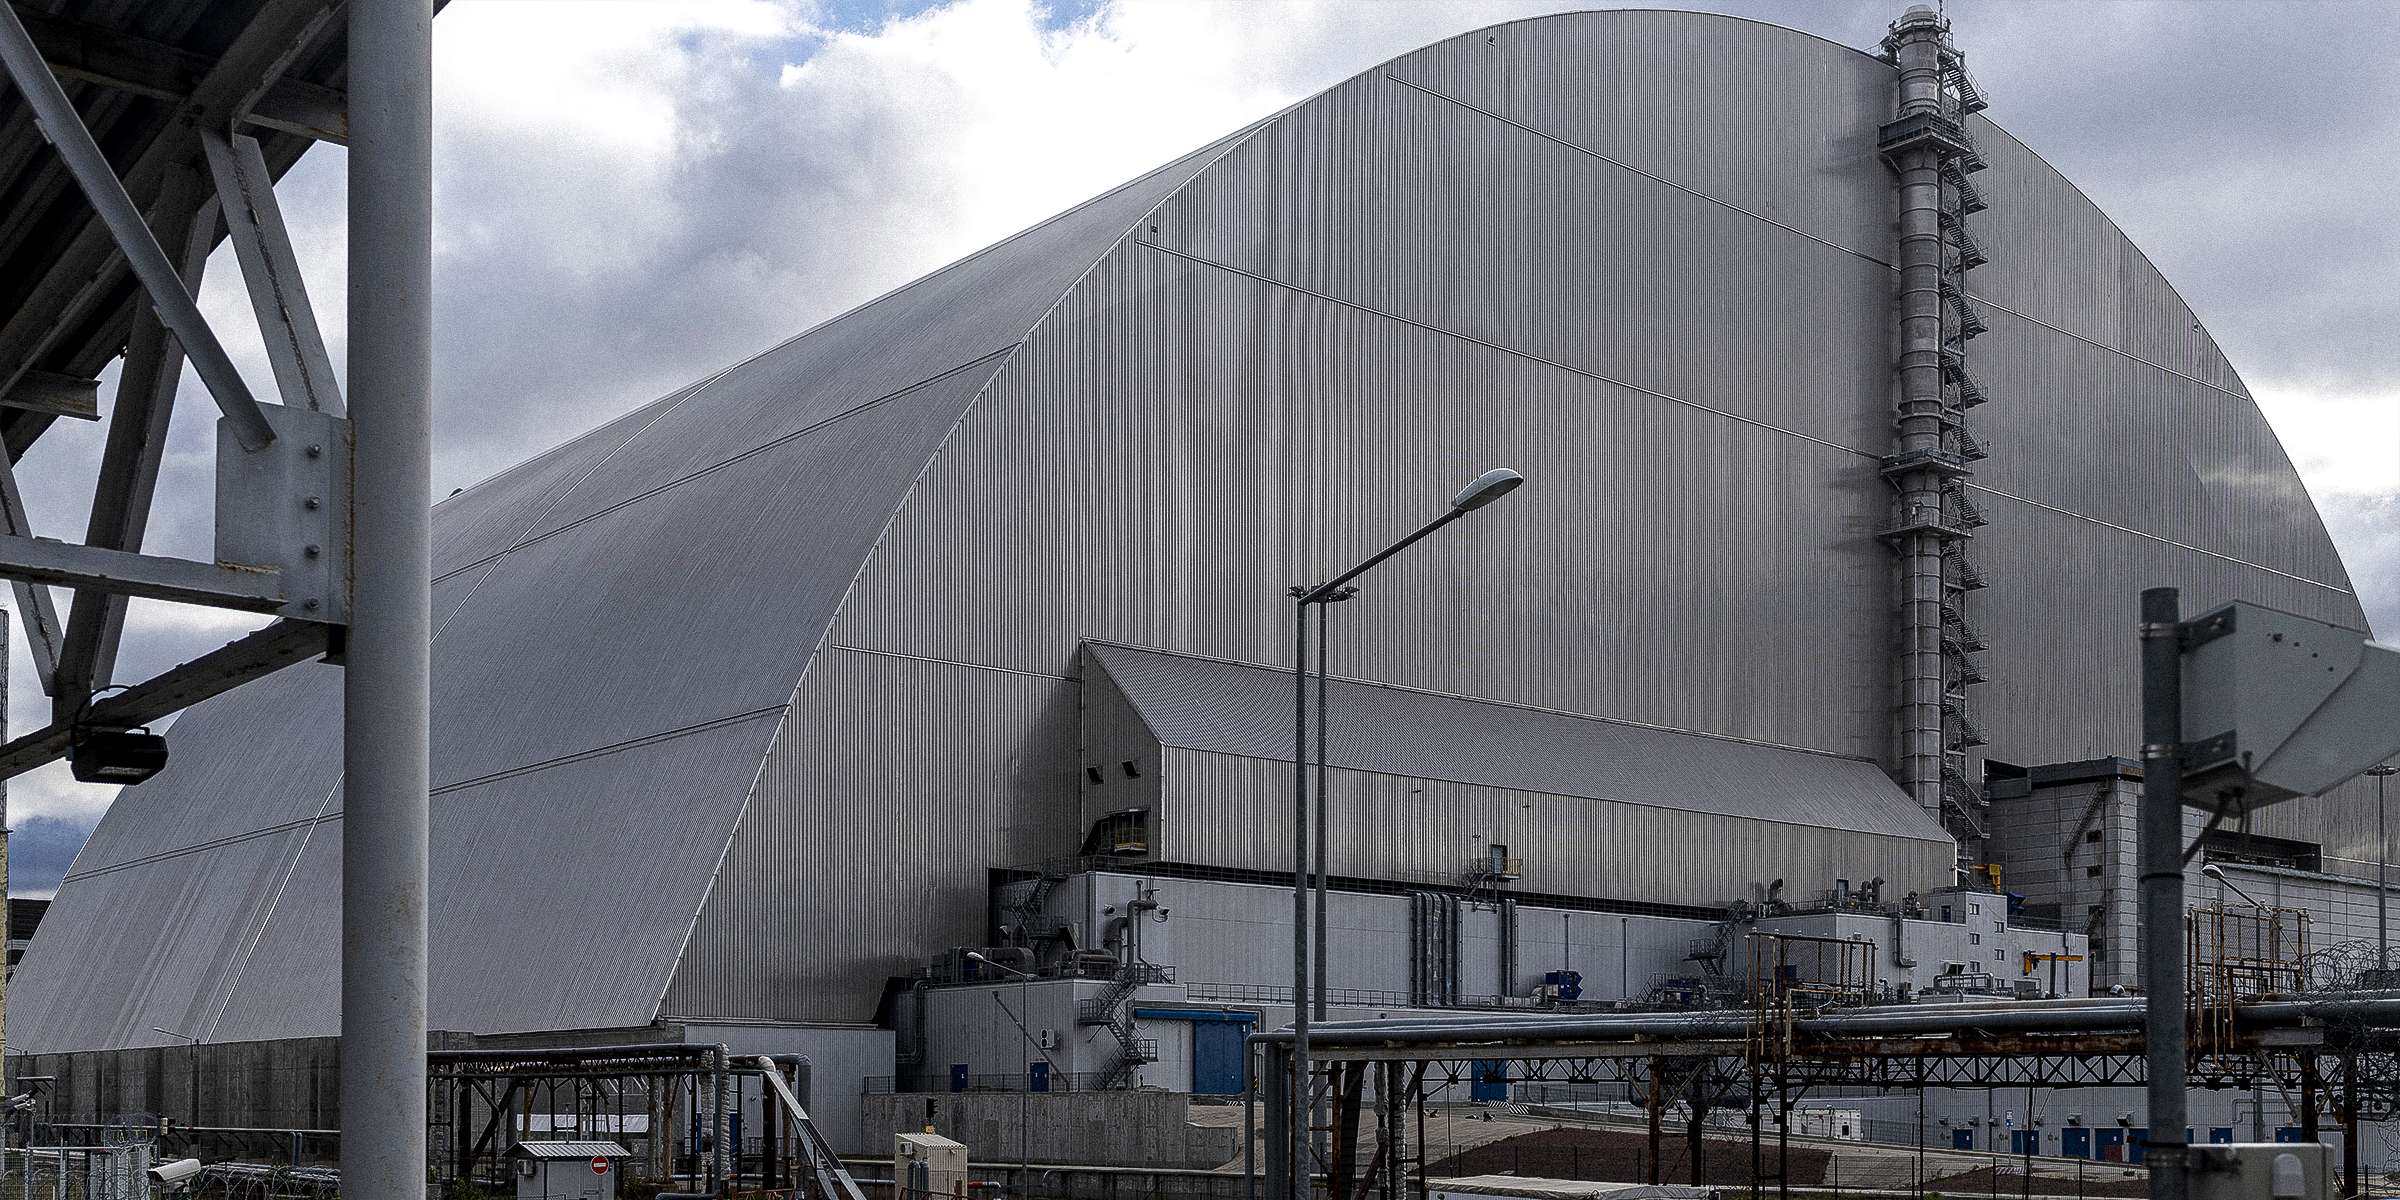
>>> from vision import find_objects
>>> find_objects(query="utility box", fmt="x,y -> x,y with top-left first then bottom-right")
2188,1143 -> 2332,1200
508,1141 -> 631,1200
894,1132 -> 968,1200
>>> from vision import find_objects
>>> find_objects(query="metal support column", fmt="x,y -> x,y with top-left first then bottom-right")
1289,598 -> 1311,1200
341,9 -> 433,1200
2140,587 -> 2187,1200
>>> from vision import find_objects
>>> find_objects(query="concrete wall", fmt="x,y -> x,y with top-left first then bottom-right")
861,1091 -> 1234,1169
7,1036 -> 340,1132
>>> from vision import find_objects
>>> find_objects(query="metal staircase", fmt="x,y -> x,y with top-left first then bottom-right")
1076,963 -> 1168,1088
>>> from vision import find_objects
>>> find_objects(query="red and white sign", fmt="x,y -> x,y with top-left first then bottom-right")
591,1158 -> 610,1175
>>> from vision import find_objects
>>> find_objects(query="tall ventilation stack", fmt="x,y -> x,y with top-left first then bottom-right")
1876,5 -> 1993,873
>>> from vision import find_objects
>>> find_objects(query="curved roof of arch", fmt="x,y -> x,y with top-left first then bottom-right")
11,8 -> 2363,1050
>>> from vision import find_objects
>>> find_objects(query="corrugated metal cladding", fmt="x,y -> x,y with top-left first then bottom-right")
18,10 -> 2370,1042
1164,751 -> 1953,908
11,121 -> 1251,1051
1084,640 -> 1941,840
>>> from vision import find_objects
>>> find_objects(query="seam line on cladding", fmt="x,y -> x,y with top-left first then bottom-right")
1392,77 -> 2260,409
1967,297 -> 2253,406
829,643 -> 1074,681
197,773 -> 345,1041
1144,243 -> 2354,600
1136,240 -> 1867,457
433,368 -> 736,641
1961,484 -> 2353,595
58,707 -> 790,886
426,704 -> 790,797
1385,75 -> 1897,271
432,349 -> 1017,588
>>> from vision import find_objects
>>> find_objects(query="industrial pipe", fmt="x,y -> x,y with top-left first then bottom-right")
1251,990 -> 2400,1049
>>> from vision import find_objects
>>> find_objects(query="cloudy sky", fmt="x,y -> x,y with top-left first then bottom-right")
6,0 -> 2395,894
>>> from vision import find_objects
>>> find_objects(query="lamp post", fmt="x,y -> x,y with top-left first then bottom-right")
2200,864 -> 2262,909
2372,765 -> 2399,974
965,952 -> 1047,1200
152,1027 -> 200,1139
1285,467 -> 1523,1200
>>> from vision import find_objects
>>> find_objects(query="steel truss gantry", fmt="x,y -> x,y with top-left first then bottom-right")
1252,993 -> 2400,1200
0,7 -> 433,1200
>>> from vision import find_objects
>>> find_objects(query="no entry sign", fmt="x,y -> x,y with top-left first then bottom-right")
591,1158 -> 609,1175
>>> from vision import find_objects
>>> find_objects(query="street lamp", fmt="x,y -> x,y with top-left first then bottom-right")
2372,765 -> 2399,974
2200,863 -> 2263,908
153,1027 -> 200,1139
965,952 -> 1047,1200
1284,467 -> 1522,1200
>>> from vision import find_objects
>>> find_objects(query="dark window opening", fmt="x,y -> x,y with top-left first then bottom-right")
2200,830 -> 2321,874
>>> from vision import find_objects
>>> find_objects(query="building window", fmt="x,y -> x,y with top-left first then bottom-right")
1995,949 -> 2004,961
1969,903 -> 1981,915
1970,933 -> 1981,945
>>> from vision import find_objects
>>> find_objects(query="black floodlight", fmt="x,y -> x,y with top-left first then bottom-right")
69,688 -> 167,784
69,726 -> 169,784
1450,467 -> 1524,511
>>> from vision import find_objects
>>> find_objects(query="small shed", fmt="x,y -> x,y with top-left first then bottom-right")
508,1141 -> 633,1200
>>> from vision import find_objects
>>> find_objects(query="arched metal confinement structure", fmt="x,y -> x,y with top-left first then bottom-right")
6,5 -> 2373,1172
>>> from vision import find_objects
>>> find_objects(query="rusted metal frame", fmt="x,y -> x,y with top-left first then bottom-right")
1406,1062 -> 1426,1200
460,1076 -> 524,1163
53,160 -> 220,718
0,369 -> 98,418
0,617 -> 330,780
0,3 -> 276,450
1645,1057 -> 1663,1185
0,0 -> 340,410
1329,1063 -> 1365,1200
8,3 -> 350,142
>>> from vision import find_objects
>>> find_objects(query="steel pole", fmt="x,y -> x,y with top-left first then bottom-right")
2373,767 -> 2397,974
344,6 -> 433,1200
2139,587 -> 2186,1200
1314,602 -> 1330,1022
1290,597 -> 1310,1200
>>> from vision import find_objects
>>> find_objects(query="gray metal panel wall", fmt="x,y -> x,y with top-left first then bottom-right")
1076,645 -> 1166,854
658,647 -> 1083,1021
12,116 -> 1250,1054
1163,748 -> 1952,908
719,10 -> 2359,1022
1086,640 -> 1940,839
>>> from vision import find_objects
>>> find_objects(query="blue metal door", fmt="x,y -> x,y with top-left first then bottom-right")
1192,1021 -> 1247,1094
1952,1129 -> 1973,1150
2096,1130 -> 2125,1160
1470,1061 -> 1509,1101
2012,1130 -> 2037,1155
2208,1129 -> 2233,1145
2062,1129 -> 2090,1158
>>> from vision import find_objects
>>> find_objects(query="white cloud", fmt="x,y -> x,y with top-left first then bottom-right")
5,0 -> 2398,885
2253,384 -> 2400,501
